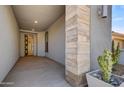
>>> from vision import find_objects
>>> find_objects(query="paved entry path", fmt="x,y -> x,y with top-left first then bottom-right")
3,56 -> 70,87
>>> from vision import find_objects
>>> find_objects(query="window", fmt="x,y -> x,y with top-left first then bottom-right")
45,32 -> 48,52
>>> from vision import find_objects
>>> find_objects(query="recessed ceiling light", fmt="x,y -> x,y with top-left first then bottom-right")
34,20 -> 38,24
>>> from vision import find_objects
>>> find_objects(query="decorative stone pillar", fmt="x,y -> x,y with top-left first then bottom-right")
65,5 -> 90,86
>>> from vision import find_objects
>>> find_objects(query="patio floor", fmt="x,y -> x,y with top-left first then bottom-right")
2,56 -> 70,87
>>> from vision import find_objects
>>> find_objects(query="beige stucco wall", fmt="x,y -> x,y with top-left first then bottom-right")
37,32 -> 45,56
0,6 -> 19,81
20,32 -> 25,56
47,15 -> 65,65
90,5 -> 112,70
113,39 -> 124,49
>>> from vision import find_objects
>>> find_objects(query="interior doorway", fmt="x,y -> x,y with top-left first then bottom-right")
20,32 -> 37,57
24,34 -> 36,56
25,33 -> 37,56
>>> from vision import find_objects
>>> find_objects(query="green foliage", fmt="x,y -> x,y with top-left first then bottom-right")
97,41 -> 121,83
97,49 -> 113,82
112,40 -> 121,65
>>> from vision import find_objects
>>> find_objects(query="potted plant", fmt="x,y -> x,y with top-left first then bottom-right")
86,49 -> 124,87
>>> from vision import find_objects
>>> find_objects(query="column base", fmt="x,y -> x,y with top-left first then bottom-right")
65,70 -> 88,87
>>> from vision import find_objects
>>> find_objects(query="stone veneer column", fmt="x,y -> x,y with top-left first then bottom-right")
65,5 -> 90,86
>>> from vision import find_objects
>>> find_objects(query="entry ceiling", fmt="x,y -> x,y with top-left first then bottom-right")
12,5 -> 65,31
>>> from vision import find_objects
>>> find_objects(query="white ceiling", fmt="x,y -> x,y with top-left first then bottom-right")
12,5 -> 65,31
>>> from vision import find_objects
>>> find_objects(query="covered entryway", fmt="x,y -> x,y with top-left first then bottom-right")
10,5 -> 67,87
0,5 -> 68,87
3,56 -> 70,87
0,5 -> 112,87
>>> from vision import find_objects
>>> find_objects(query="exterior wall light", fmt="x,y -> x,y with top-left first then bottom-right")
98,5 -> 108,18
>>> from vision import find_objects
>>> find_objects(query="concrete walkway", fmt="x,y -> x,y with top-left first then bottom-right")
2,56 -> 70,87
